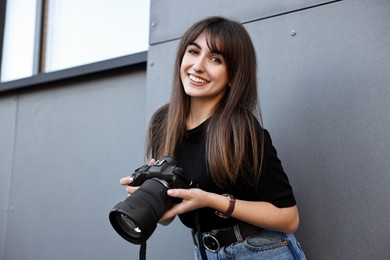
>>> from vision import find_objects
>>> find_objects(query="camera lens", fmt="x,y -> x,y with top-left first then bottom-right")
117,214 -> 142,239
109,178 -> 174,244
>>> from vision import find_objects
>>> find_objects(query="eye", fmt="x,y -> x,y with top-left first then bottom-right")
210,56 -> 223,64
187,48 -> 199,55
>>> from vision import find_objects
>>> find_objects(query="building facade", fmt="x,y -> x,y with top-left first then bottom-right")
1,0 -> 390,259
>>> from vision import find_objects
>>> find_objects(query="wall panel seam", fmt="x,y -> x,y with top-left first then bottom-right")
2,95 -> 19,260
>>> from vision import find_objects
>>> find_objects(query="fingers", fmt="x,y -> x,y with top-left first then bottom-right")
167,188 -> 197,198
167,188 -> 208,211
120,176 -> 133,186
167,189 -> 180,197
126,185 -> 139,195
149,158 -> 156,166
119,176 -> 136,196
161,204 -> 180,220
119,158 -> 155,196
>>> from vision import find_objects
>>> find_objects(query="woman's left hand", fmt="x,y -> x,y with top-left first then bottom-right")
160,188 -> 209,221
160,188 -> 300,233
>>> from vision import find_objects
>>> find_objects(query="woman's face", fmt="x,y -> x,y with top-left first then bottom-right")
180,33 -> 229,105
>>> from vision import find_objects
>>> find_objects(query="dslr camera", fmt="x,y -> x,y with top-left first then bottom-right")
109,156 -> 196,244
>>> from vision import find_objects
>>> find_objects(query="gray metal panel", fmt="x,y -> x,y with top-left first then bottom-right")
149,0 -> 339,44
0,96 -> 17,258
145,41 -> 178,119
3,71 -> 147,260
246,0 -> 390,259
146,0 -> 390,259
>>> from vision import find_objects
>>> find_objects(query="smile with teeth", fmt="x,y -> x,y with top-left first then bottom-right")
189,74 -> 207,83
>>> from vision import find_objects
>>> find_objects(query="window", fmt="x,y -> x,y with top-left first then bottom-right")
1,0 -> 150,83
1,0 -> 37,82
44,0 -> 150,72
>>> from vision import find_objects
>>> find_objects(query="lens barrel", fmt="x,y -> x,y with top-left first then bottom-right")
109,178 -> 174,244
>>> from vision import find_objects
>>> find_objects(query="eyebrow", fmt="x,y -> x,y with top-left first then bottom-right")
188,42 -> 201,49
187,41 -> 223,55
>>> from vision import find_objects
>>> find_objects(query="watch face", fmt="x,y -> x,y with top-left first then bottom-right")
226,194 -> 235,201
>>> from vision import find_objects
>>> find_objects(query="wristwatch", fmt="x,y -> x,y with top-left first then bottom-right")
215,193 -> 236,218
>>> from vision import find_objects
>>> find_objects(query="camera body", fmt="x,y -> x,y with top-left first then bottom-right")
109,156 -> 196,244
130,156 -> 196,189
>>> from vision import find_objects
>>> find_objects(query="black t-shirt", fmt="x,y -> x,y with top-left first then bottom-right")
175,119 -> 296,232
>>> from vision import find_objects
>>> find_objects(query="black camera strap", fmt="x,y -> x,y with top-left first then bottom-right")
195,211 -> 208,260
139,236 -> 147,260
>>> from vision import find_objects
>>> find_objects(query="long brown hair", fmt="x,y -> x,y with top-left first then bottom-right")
147,16 -> 264,187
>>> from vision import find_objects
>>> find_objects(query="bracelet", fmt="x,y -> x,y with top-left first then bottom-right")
215,194 -> 236,218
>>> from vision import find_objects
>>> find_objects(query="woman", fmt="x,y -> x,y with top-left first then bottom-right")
121,16 -> 306,260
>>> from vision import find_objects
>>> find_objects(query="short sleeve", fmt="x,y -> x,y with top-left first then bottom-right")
257,130 -> 296,208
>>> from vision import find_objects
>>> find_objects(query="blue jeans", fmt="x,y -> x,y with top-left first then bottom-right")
195,230 -> 306,260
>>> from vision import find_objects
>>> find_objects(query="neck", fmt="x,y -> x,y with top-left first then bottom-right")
186,99 -> 214,130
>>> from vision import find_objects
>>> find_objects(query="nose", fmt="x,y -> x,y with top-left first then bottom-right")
192,58 -> 205,73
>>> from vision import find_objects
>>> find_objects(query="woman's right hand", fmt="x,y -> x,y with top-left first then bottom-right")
119,176 -> 138,195
119,159 -> 156,196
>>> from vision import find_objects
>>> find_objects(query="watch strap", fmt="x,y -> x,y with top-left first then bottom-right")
215,194 -> 236,218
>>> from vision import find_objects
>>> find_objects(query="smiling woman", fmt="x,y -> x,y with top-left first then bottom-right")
180,33 -> 229,125
120,16 -> 306,260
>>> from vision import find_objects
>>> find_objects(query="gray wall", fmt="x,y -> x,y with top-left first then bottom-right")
146,0 -> 390,259
0,68 -> 149,260
1,0 -> 390,259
